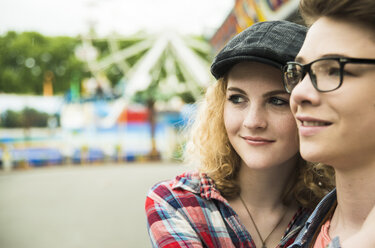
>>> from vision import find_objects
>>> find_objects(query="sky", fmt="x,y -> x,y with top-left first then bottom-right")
0,0 -> 234,37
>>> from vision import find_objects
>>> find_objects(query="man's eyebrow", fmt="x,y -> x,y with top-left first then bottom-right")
322,53 -> 350,58
295,53 -> 350,64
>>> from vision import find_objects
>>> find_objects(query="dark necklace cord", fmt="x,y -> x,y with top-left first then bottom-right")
239,195 -> 288,248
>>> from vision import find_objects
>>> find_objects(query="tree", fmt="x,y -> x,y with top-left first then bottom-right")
0,31 -> 88,94
0,108 -> 52,128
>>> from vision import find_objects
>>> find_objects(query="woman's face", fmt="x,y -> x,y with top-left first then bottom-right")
290,17 -> 375,168
224,61 -> 299,170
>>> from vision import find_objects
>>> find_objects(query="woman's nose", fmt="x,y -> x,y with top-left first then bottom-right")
243,105 -> 267,129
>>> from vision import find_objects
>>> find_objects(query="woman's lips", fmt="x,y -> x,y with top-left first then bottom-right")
296,116 -> 332,136
242,136 -> 275,146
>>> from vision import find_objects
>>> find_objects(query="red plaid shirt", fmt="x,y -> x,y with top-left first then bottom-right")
145,171 -> 310,248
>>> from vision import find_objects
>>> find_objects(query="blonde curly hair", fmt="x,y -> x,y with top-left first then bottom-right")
184,76 -> 335,209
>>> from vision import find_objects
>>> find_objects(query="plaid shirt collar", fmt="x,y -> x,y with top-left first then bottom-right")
172,171 -> 228,203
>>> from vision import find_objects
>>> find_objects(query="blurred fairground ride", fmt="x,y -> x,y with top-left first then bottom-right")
0,30 -> 211,169
0,24 -> 216,169
0,0 -> 300,170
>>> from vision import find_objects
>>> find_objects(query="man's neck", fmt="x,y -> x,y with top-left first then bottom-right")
329,161 -> 375,240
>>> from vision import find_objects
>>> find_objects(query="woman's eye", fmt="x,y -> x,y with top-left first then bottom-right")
228,95 -> 245,104
269,97 -> 288,106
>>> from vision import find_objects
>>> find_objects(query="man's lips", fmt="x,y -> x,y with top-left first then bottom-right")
296,116 -> 332,136
296,116 -> 333,127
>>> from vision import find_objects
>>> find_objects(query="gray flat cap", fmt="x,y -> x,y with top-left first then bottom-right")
211,20 -> 307,79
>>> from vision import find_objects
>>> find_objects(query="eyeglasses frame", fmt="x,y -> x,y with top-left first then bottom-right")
283,56 -> 375,93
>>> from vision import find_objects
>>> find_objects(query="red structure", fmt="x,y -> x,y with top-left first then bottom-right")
210,0 -> 298,52
117,106 -> 149,124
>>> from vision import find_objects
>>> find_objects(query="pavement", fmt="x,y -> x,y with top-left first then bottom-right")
0,162 -> 189,248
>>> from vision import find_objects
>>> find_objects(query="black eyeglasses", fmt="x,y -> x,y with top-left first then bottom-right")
282,57 -> 375,93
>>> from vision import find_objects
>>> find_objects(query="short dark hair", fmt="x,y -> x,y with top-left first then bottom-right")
300,0 -> 375,30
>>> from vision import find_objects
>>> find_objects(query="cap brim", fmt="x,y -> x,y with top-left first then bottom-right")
211,55 -> 283,80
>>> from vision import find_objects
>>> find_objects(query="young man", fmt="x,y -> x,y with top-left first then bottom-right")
283,0 -> 375,247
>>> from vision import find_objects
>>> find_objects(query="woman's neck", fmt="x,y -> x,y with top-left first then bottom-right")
237,156 -> 298,209
230,156 -> 300,248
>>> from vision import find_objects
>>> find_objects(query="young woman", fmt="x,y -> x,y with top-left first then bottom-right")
146,21 -> 334,248
282,0 -> 375,247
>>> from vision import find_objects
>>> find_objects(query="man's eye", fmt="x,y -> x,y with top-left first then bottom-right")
327,67 -> 341,77
228,95 -> 245,104
269,97 -> 288,106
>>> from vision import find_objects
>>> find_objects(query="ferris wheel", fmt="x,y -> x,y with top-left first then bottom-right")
71,11 -> 215,130
75,26 -> 213,101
